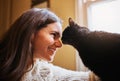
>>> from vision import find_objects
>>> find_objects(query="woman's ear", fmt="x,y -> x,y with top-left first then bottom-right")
68,18 -> 75,27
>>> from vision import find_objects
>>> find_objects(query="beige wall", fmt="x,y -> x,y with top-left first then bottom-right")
0,0 -> 31,38
0,0 -> 77,70
0,0 -> 11,38
11,0 -> 31,24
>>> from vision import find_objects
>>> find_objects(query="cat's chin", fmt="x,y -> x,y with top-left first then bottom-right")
61,41 -> 67,44
61,38 -> 73,45
61,40 -> 69,45
62,41 -> 73,46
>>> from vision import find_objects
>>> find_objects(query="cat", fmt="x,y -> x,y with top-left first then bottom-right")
61,18 -> 120,81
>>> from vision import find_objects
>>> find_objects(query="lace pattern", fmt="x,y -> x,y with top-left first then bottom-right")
21,59 -> 90,81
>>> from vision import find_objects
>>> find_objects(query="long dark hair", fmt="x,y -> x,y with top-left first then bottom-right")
0,8 -> 61,81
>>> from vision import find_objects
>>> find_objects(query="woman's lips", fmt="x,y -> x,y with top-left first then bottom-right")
48,47 -> 56,53
50,48 -> 56,52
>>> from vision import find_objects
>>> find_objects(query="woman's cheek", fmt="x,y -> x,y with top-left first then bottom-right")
47,36 -> 55,44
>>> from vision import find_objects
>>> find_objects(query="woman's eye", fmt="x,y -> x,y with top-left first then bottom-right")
51,32 -> 60,39
51,33 -> 56,37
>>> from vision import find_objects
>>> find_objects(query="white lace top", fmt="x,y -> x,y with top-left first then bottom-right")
21,59 -> 90,81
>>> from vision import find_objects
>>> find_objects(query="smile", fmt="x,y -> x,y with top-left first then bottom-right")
48,48 -> 56,53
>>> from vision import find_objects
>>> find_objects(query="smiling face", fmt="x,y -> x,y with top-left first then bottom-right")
32,22 -> 62,62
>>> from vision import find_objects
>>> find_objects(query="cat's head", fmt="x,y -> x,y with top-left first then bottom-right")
61,18 -> 89,45
61,18 -> 80,45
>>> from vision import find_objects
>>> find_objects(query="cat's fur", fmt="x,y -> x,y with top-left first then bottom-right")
61,18 -> 120,81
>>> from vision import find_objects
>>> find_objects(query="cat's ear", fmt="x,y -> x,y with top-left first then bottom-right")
69,18 -> 75,27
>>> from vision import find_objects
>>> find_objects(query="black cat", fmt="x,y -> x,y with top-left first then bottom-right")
61,18 -> 120,81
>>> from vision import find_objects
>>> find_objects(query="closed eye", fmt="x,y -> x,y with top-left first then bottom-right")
52,33 -> 57,37
51,32 -> 60,39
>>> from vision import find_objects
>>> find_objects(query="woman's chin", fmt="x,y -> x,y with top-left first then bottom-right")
47,55 -> 55,62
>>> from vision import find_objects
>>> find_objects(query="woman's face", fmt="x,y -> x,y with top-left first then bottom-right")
32,22 -> 62,62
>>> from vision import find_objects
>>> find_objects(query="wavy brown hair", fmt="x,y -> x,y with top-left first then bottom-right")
0,8 -> 61,81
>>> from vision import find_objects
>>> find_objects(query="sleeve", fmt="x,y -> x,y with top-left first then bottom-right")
50,63 -> 90,81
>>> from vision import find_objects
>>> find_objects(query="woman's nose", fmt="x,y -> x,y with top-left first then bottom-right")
55,39 -> 62,48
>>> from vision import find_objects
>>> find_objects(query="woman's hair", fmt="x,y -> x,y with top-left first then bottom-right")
0,8 -> 61,81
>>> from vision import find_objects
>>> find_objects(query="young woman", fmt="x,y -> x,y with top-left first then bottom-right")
0,8 -> 90,81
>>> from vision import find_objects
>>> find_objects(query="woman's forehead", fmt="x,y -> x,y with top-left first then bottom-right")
46,22 -> 62,31
37,22 -> 62,35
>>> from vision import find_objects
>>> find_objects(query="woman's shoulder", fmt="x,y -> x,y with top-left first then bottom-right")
21,59 -> 54,81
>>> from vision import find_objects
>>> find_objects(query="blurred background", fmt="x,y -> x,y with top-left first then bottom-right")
0,0 -> 120,72
0,0 -> 78,71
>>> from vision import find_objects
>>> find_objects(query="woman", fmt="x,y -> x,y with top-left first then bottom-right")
0,8 -> 90,81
